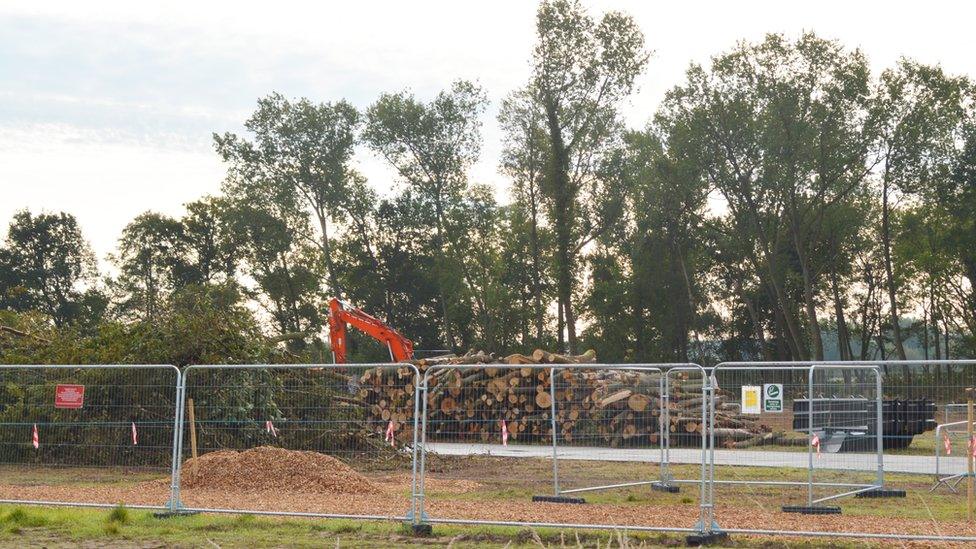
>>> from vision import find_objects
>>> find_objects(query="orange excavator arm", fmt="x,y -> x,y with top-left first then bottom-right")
327,298 -> 414,364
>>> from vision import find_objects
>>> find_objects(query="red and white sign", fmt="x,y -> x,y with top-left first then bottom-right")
500,420 -> 509,446
32,424 -> 39,449
943,431 -> 952,455
265,420 -> 278,438
55,384 -> 85,409
811,433 -> 821,456
385,420 -> 395,447
131,422 -> 138,445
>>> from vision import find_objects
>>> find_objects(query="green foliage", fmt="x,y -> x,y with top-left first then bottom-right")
106,505 -> 129,525
0,210 -> 98,327
2,6 -> 976,365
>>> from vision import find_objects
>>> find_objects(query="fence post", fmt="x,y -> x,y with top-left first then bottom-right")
165,366 -> 185,513
807,364 -> 815,509
412,369 -> 432,533
875,367 -> 884,489
549,367 -> 559,496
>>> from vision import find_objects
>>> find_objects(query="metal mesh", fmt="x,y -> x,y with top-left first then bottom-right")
176,363 -> 419,518
707,364 -> 883,517
551,366 -> 665,496
0,364 -> 179,507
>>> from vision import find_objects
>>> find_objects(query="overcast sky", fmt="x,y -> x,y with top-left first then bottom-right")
2,0 -> 975,264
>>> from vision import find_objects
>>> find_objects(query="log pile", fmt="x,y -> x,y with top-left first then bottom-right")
356,349 -> 772,448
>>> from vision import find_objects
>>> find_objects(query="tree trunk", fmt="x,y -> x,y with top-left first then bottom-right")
830,268 -> 852,361
792,224 -> 824,360
543,97 -> 577,354
881,175 -> 908,360
433,192 -> 456,351
315,207 -> 343,299
528,183 -> 545,344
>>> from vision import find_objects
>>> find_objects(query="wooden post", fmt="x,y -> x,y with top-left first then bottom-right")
967,388 -> 974,523
187,398 -> 198,461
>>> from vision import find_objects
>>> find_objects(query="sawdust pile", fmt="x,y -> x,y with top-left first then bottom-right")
180,446 -> 378,494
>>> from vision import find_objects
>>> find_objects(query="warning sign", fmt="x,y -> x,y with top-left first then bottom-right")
742,385 -> 761,414
55,384 -> 85,409
763,383 -> 783,413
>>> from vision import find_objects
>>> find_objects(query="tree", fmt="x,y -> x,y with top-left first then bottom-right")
364,80 -> 488,351
498,89 -> 552,345
111,212 -> 187,320
227,199 -> 324,346
526,0 -> 649,352
658,33 -> 875,360
215,93 -> 362,298
871,60 -> 969,359
179,197 -> 241,286
0,210 -> 98,326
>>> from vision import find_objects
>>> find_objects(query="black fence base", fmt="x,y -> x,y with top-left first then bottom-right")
651,482 -> 680,493
855,488 -> 907,498
685,531 -> 728,546
410,523 -> 433,536
152,509 -> 200,518
532,495 -> 586,504
781,505 -> 841,515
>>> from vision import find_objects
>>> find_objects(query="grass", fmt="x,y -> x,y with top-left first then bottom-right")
0,504 -> 912,548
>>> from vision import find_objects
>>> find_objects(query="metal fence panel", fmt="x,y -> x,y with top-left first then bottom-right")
707,363 -> 885,522
0,364 -> 180,510
175,363 -> 420,520
416,363 -> 709,532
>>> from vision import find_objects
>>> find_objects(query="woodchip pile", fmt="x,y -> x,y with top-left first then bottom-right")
181,446 -> 379,493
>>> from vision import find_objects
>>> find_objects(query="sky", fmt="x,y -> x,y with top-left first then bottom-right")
2,0 -> 975,265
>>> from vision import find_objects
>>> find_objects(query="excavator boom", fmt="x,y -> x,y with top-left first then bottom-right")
327,298 -> 414,363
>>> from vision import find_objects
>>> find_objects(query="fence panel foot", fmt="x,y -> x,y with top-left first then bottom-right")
854,488 -> 907,498
685,531 -> 728,546
410,524 -> 433,536
781,505 -> 841,514
651,482 -> 680,493
531,495 -> 586,504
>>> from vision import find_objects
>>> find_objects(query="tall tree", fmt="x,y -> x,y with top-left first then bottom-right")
112,212 -> 187,320
871,60 -> 969,359
528,0 -> 649,352
659,33 -> 875,360
215,93 -> 362,298
0,210 -> 97,326
364,80 -> 488,351
498,90 -> 551,345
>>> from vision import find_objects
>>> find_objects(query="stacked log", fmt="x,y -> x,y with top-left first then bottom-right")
356,350 -> 770,448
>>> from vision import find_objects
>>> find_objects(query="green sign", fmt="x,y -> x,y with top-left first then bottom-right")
763,383 -> 783,413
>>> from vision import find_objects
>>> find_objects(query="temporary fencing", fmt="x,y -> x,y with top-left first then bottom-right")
173,363 -> 421,519
415,363 -> 712,533
0,364 -> 180,510
707,362 -> 889,523
4,360 -> 976,544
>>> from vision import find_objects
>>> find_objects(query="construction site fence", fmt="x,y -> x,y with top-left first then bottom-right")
2,361 -> 976,543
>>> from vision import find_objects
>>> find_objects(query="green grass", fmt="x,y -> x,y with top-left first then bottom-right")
0,504 -> 907,548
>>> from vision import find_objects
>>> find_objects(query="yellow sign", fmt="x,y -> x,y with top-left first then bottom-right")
742,385 -> 761,414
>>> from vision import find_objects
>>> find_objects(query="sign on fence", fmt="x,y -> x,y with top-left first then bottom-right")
763,383 -> 783,412
55,384 -> 85,409
742,385 -> 761,414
